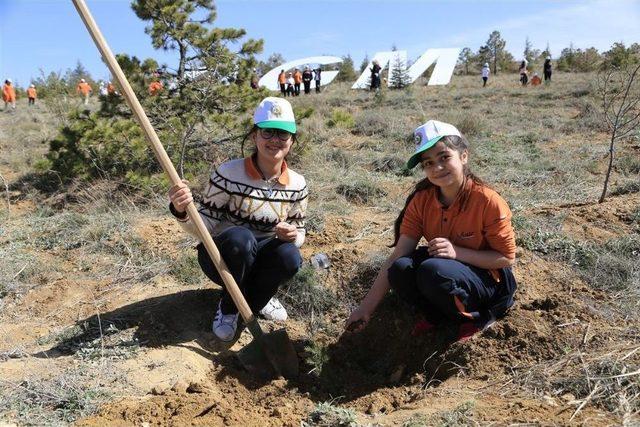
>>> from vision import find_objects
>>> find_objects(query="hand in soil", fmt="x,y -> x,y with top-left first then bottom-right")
344,307 -> 370,334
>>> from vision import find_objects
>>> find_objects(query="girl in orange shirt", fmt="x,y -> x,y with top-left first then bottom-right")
346,120 -> 517,340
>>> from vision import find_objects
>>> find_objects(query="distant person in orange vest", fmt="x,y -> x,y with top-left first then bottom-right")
27,84 -> 37,106
293,68 -> 302,96
149,79 -> 164,96
3,79 -> 16,110
277,69 -> 286,96
76,78 -> 92,105
530,73 -> 542,86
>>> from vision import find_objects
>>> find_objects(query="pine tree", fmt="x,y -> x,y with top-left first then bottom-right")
458,47 -> 474,75
485,31 -> 507,75
131,0 -> 263,86
259,53 -> 286,74
389,52 -> 410,89
523,37 -> 534,64
45,0 -> 267,187
337,54 -> 357,82
360,54 -> 369,73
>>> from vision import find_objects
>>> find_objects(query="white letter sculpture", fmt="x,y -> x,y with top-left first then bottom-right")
352,48 -> 460,89
259,56 -> 343,91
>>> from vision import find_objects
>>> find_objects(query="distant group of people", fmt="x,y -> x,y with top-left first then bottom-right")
480,57 -> 553,88
277,66 -> 322,97
1,70 -> 168,112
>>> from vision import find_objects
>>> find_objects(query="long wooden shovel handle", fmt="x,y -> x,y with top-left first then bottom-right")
71,0 -> 255,322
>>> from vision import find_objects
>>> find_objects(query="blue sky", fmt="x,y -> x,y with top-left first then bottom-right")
1,0 -> 639,87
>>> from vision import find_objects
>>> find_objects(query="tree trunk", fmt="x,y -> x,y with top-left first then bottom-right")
493,48 -> 498,75
599,132 -> 616,203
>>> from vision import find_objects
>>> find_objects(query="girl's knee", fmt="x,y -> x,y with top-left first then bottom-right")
387,257 -> 413,289
274,243 -> 302,275
218,227 -> 256,257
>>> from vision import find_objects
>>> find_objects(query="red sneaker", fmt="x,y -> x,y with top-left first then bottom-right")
411,319 -> 436,336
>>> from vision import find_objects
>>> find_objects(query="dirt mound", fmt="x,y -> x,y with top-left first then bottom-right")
72,244 -> 634,426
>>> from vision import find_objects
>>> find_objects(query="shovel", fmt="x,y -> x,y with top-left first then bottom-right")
71,0 -> 299,379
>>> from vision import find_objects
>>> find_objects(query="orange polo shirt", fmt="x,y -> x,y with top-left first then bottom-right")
3,84 -> 16,102
400,179 -> 516,280
278,72 -> 286,84
27,87 -> 37,99
77,82 -> 92,95
293,71 -> 302,84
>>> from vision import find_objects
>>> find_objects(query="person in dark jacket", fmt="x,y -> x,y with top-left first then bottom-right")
302,66 -> 313,94
370,60 -> 382,91
543,57 -> 552,83
519,60 -> 528,86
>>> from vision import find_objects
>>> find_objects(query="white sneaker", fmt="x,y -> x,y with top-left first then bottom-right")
212,302 -> 239,342
259,297 -> 288,321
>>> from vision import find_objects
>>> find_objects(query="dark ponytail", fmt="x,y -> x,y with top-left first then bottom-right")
389,134 -> 487,247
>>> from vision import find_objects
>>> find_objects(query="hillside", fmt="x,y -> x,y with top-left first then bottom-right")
1,73 -> 639,426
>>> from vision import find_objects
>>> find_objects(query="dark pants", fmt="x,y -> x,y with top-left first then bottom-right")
520,73 -> 528,86
303,81 -> 311,94
28,97 -> 35,105
371,75 -> 380,90
482,77 -> 488,87
286,85 -> 294,97
197,226 -> 302,315
315,80 -> 321,93
280,83 -> 286,96
544,71 -> 552,82
294,83 -> 300,96
388,247 -> 512,324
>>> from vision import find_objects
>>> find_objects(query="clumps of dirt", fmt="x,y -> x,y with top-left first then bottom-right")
79,377 -> 314,427
530,193 -> 639,243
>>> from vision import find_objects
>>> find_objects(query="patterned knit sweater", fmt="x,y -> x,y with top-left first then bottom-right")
177,156 -> 308,247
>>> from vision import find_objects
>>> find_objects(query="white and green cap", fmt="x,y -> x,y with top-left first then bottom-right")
253,97 -> 297,134
407,120 -> 461,169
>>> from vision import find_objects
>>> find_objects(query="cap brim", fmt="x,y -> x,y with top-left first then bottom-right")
256,121 -> 296,134
406,136 -> 443,169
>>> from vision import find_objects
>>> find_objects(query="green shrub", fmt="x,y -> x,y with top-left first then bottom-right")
326,109 -> 355,129
304,340 -> 330,376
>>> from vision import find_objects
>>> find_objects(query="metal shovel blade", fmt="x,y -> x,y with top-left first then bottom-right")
237,322 -> 299,379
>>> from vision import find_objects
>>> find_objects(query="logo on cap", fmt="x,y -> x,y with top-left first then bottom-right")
271,104 -> 282,117
414,133 -> 422,146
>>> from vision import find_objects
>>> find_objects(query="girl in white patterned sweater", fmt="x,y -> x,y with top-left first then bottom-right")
169,97 -> 307,342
